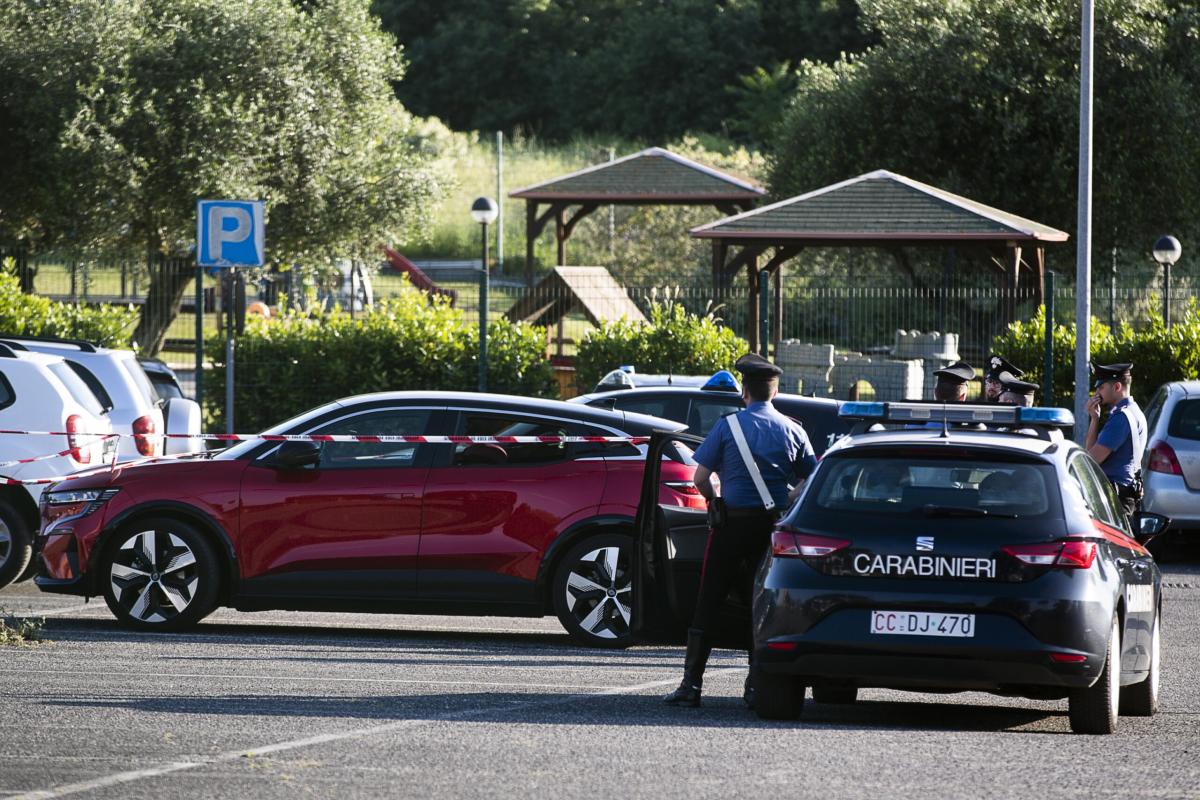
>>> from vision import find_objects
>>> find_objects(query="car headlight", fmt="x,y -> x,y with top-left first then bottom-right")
42,488 -> 119,523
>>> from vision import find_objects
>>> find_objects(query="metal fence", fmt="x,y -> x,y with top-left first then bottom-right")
4,250 -> 1194,395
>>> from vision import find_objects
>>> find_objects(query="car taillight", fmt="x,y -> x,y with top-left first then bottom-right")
663,481 -> 702,496
66,414 -> 89,464
1147,440 -> 1182,475
132,415 -> 157,457
771,530 -> 851,558
1002,540 -> 1097,569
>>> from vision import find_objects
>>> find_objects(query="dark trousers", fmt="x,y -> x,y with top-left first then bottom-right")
690,509 -> 775,633
1112,481 -> 1140,519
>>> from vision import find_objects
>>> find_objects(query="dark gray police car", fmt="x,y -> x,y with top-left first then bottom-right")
635,402 -> 1167,734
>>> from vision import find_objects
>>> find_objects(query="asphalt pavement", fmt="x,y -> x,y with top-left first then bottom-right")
2,566 -> 1200,800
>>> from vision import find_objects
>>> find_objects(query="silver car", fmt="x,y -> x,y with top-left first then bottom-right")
1141,381 -> 1200,541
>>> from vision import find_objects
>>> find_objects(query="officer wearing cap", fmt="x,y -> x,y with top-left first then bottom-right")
997,371 -> 1038,407
985,355 -> 1025,403
663,353 -> 816,709
1086,363 -> 1147,517
932,361 -> 975,401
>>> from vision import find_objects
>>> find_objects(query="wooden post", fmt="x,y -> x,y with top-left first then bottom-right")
525,201 -> 536,287
1006,244 -> 1023,323
711,239 -> 726,312
746,257 -> 760,354
555,207 -> 566,266
772,261 -> 783,355
1034,246 -> 1046,306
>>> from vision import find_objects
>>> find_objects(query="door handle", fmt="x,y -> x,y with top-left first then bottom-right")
1115,557 -> 1130,567
1131,562 -> 1149,573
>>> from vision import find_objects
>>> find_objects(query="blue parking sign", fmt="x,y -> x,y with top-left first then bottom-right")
196,200 -> 265,267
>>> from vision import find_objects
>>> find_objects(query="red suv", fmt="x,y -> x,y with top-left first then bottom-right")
34,392 -> 699,646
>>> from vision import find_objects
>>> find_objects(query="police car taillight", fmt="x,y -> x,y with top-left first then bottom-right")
772,530 -> 850,558
1002,540 -> 1096,569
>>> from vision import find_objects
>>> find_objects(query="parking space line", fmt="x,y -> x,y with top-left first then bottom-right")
9,667 -> 744,799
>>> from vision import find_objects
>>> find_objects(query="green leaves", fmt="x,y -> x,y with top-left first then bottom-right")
575,298 -> 748,389
0,263 -> 139,347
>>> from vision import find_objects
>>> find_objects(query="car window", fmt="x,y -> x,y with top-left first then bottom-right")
120,358 -> 158,407
1167,398 -> 1200,441
47,362 -> 106,417
1067,456 -> 1119,527
312,408 -> 432,469
1143,386 -> 1168,434
809,456 -> 1053,517
0,370 -> 14,411
688,398 -> 742,435
147,372 -> 184,400
64,361 -> 115,412
454,413 -> 573,466
1085,457 -> 1128,529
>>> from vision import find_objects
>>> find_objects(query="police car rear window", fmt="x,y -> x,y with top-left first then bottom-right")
810,457 -> 1054,518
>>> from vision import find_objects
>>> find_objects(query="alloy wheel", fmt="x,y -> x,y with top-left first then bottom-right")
562,545 -> 631,641
108,530 -> 200,624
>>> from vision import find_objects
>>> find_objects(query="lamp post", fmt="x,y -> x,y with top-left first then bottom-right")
471,197 -> 499,392
1153,235 -> 1182,328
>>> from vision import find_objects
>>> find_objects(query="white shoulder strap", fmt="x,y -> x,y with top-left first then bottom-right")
726,413 -> 775,511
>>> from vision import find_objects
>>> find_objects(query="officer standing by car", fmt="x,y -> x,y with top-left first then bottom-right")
1086,362 -> 1148,517
663,353 -> 816,708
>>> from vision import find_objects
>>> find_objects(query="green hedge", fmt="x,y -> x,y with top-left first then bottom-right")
575,299 -> 748,390
204,287 -> 556,431
991,304 -> 1200,407
0,262 -> 139,346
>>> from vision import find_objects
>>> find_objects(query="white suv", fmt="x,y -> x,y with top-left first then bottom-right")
0,337 -> 202,459
0,344 -> 115,587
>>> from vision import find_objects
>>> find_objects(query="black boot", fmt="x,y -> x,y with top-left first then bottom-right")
664,628 -> 711,707
743,649 -> 756,709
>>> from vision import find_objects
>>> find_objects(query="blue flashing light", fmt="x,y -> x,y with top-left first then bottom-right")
1017,406 -> 1075,426
840,401 -> 886,419
702,370 -> 741,393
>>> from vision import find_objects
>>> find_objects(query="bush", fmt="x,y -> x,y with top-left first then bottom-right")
991,303 -> 1200,407
0,262 -> 139,347
575,298 -> 748,390
204,285 -> 556,431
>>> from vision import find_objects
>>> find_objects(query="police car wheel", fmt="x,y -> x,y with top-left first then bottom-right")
811,684 -> 857,705
1121,611 -> 1160,717
753,667 -> 805,721
552,533 -> 633,648
101,518 -> 219,632
1068,615 -> 1121,734
0,500 -> 33,590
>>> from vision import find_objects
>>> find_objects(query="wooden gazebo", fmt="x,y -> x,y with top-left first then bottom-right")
510,147 -> 766,286
690,170 -> 1070,353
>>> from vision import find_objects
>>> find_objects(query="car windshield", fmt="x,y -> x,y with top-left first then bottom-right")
807,455 -> 1055,518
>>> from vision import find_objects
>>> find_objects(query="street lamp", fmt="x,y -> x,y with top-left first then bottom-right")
1153,235 -> 1182,328
471,196 -> 499,392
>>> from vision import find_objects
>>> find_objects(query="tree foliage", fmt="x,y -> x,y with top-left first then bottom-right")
371,0 -> 873,144
0,0 -> 444,352
770,0 -> 1200,262
0,262 -> 139,347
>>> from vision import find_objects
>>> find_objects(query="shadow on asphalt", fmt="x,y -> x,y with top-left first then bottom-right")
36,691 -> 1067,734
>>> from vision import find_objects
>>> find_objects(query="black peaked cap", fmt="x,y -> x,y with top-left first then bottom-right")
933,360 -> 975,385
1092,362 -> 1133,388
998,371 -> 1038,398
986,354 -> 1025,380
734,353 -> 783,379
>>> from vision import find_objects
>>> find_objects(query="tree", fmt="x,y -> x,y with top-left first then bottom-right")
0,0 -> 443,353
769,0 -> 1200,274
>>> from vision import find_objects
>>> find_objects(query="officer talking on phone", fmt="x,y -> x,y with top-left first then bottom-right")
663,353 -> 816,709
1086,362 -> 1147,517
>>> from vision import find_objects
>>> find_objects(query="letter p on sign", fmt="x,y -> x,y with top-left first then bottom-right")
197,200 -> 265,267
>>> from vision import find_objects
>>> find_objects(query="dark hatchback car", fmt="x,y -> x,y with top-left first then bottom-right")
571,371 -> 850,456
636,403 -> 1167,734
34,392 -> 701,646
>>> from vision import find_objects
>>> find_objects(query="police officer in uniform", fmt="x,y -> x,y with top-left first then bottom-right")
932,361 -> 975,401
663,353 -> 816,708
997,371 -> 1038,407
1086,362 -> 1148,517
984,355 -> 1025,403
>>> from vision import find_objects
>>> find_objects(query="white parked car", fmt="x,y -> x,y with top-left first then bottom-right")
0,337 -> 202,458
0,343 -> 115,587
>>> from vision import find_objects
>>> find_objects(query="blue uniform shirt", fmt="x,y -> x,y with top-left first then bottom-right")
1096,397 -> 1147,485
693,401 -> 817,510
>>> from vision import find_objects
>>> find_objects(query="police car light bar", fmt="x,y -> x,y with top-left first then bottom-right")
838,402 -> 1074,427
701,370 -> 741,393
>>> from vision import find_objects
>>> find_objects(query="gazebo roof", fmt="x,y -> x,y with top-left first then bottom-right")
510,147 -> 765,203
690,170 -> 1069,242
504,267 -> 646,328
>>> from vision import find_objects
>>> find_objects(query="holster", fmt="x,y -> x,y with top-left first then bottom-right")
707,497 -> 728,529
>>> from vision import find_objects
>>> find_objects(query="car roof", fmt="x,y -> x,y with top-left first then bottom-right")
1165,381 -> 1200,397
572,386 -> 841,408
825,426 -> 1070,461
303,391 -> 688,435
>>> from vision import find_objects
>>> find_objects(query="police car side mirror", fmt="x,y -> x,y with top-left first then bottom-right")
270,440 -> 323,470
1131,511 -> 1168,543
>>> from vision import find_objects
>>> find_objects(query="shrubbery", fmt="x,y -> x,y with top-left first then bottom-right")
0,263 -> 139,347
575,298 -> 748,390
992,304 -> 1200,407
204,285 -> 556,431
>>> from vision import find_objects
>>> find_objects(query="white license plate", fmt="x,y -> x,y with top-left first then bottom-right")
870,611 -> 975,638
